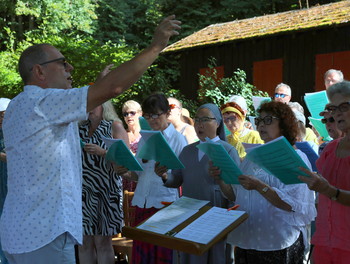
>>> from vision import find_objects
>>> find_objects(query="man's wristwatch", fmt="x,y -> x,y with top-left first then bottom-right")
331,188 -> 340,201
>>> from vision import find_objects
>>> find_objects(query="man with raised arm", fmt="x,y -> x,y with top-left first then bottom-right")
0,15 -> 181,264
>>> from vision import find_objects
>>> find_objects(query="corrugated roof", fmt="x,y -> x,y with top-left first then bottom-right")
164,1 -> 350,53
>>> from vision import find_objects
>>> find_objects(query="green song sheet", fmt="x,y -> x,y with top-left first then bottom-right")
139,116 -> 152,130
308,117 -> 332,142
196,141 -> 242,184
102,136 -> 143,171
245,136 -> 310,184
137,130 -> 185,169
304,91 -> 329,118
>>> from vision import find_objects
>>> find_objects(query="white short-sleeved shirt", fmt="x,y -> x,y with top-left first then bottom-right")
0,85 -> 88,254
132,123 -> 187,209
228,150 -> 316,251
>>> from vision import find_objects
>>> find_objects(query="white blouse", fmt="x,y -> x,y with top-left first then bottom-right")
228,149 -> 317,251
132,123 -> 187,209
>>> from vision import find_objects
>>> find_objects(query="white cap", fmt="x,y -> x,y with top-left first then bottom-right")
0,98 -> 11,112
293,110 -> 306,125
229,95 -> 248,112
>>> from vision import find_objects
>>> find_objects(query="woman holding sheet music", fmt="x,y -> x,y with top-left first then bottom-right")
155,103 -> 240,264
115,93 -> 187,264
79,100 -> 128,264
211,101 -> 316,264
299,81 -> 350,264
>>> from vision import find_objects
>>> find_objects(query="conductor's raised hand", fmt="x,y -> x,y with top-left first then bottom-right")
151,15 -> 181,52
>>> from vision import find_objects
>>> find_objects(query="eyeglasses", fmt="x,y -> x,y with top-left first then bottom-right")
321,117 -> 335,124
194,117 -> 216,123
223,116 -> 238,123
143,112 -> 164,120
326,102 -> 350,115
255,116 -> 279,126
31,57 -> 68,71
169,104 -> 180,110
274,93 -> 289,98
123,111 -> 137,117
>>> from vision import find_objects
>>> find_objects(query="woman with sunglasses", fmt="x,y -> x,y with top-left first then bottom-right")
155,103 -> 240,264
299,81 -> 350,264
211,101 -> 316,264
122,100 -> 142,155
115,93 -> 187,264
167,97 -> 198,144
318,105 -> 344,155
220,102 -> 263,158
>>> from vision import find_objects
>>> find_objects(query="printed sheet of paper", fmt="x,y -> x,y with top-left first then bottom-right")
308,117 -> 332,142
102,136 -> 143,171
174,207 -> 246,244
245,136 -> 310,184
304,91 -> 329,118
137,130 -> 185,169
252,96 -> 271,111
196,141 -> 242,184
248,116 -> 257,130
295,141 -> 319,172
137,196 -> 209,234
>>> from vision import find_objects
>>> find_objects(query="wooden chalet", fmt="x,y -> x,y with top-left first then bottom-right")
163,1 -> 350,104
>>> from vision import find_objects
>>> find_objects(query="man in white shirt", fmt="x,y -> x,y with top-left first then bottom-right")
0,15 -> 181,264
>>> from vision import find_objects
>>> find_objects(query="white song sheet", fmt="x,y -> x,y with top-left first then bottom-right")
174,207 -> 246,244
137,196 -> 209,234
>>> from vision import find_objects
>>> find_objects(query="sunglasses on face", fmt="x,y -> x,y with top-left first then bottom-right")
123,111 -> 137,117
274,93 -> 289,98
30,57 -> 69,71
326,102 -> 350,115
194,117 -> 216,123
143,112 -> 165,120
321,117 -> 335,124
254,116 -> 279,126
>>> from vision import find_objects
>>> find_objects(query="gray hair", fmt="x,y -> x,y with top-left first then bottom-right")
18,44 -> 52,84
288,102 -> 304,114
324,69 -> 344,82
327,81 -> 350,100
275,83 -> 292,96
102,100 -> 121,122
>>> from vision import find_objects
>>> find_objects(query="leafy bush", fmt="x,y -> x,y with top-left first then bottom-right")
198,58 -> 268,114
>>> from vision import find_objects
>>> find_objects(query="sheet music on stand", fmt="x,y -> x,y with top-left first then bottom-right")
122,196 -> 248,255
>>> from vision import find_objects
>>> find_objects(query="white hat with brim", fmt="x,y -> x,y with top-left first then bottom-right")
0,98 -> 11,111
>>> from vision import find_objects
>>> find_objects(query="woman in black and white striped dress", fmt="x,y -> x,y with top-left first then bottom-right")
78,100 -> 129,264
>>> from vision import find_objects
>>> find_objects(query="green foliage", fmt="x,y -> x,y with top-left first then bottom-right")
198,58 -> 268,114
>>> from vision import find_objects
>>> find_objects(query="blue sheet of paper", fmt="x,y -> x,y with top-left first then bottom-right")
295,141 -> 319,172
196,142 -> 242,184
245,136 -> 310,184
304,91 -> 329,118
102,137 -> 143,171
308,117 -> 332,142
137,130 -> 185,169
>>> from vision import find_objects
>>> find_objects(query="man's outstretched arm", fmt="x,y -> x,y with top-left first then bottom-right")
87,15 -> 181,112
